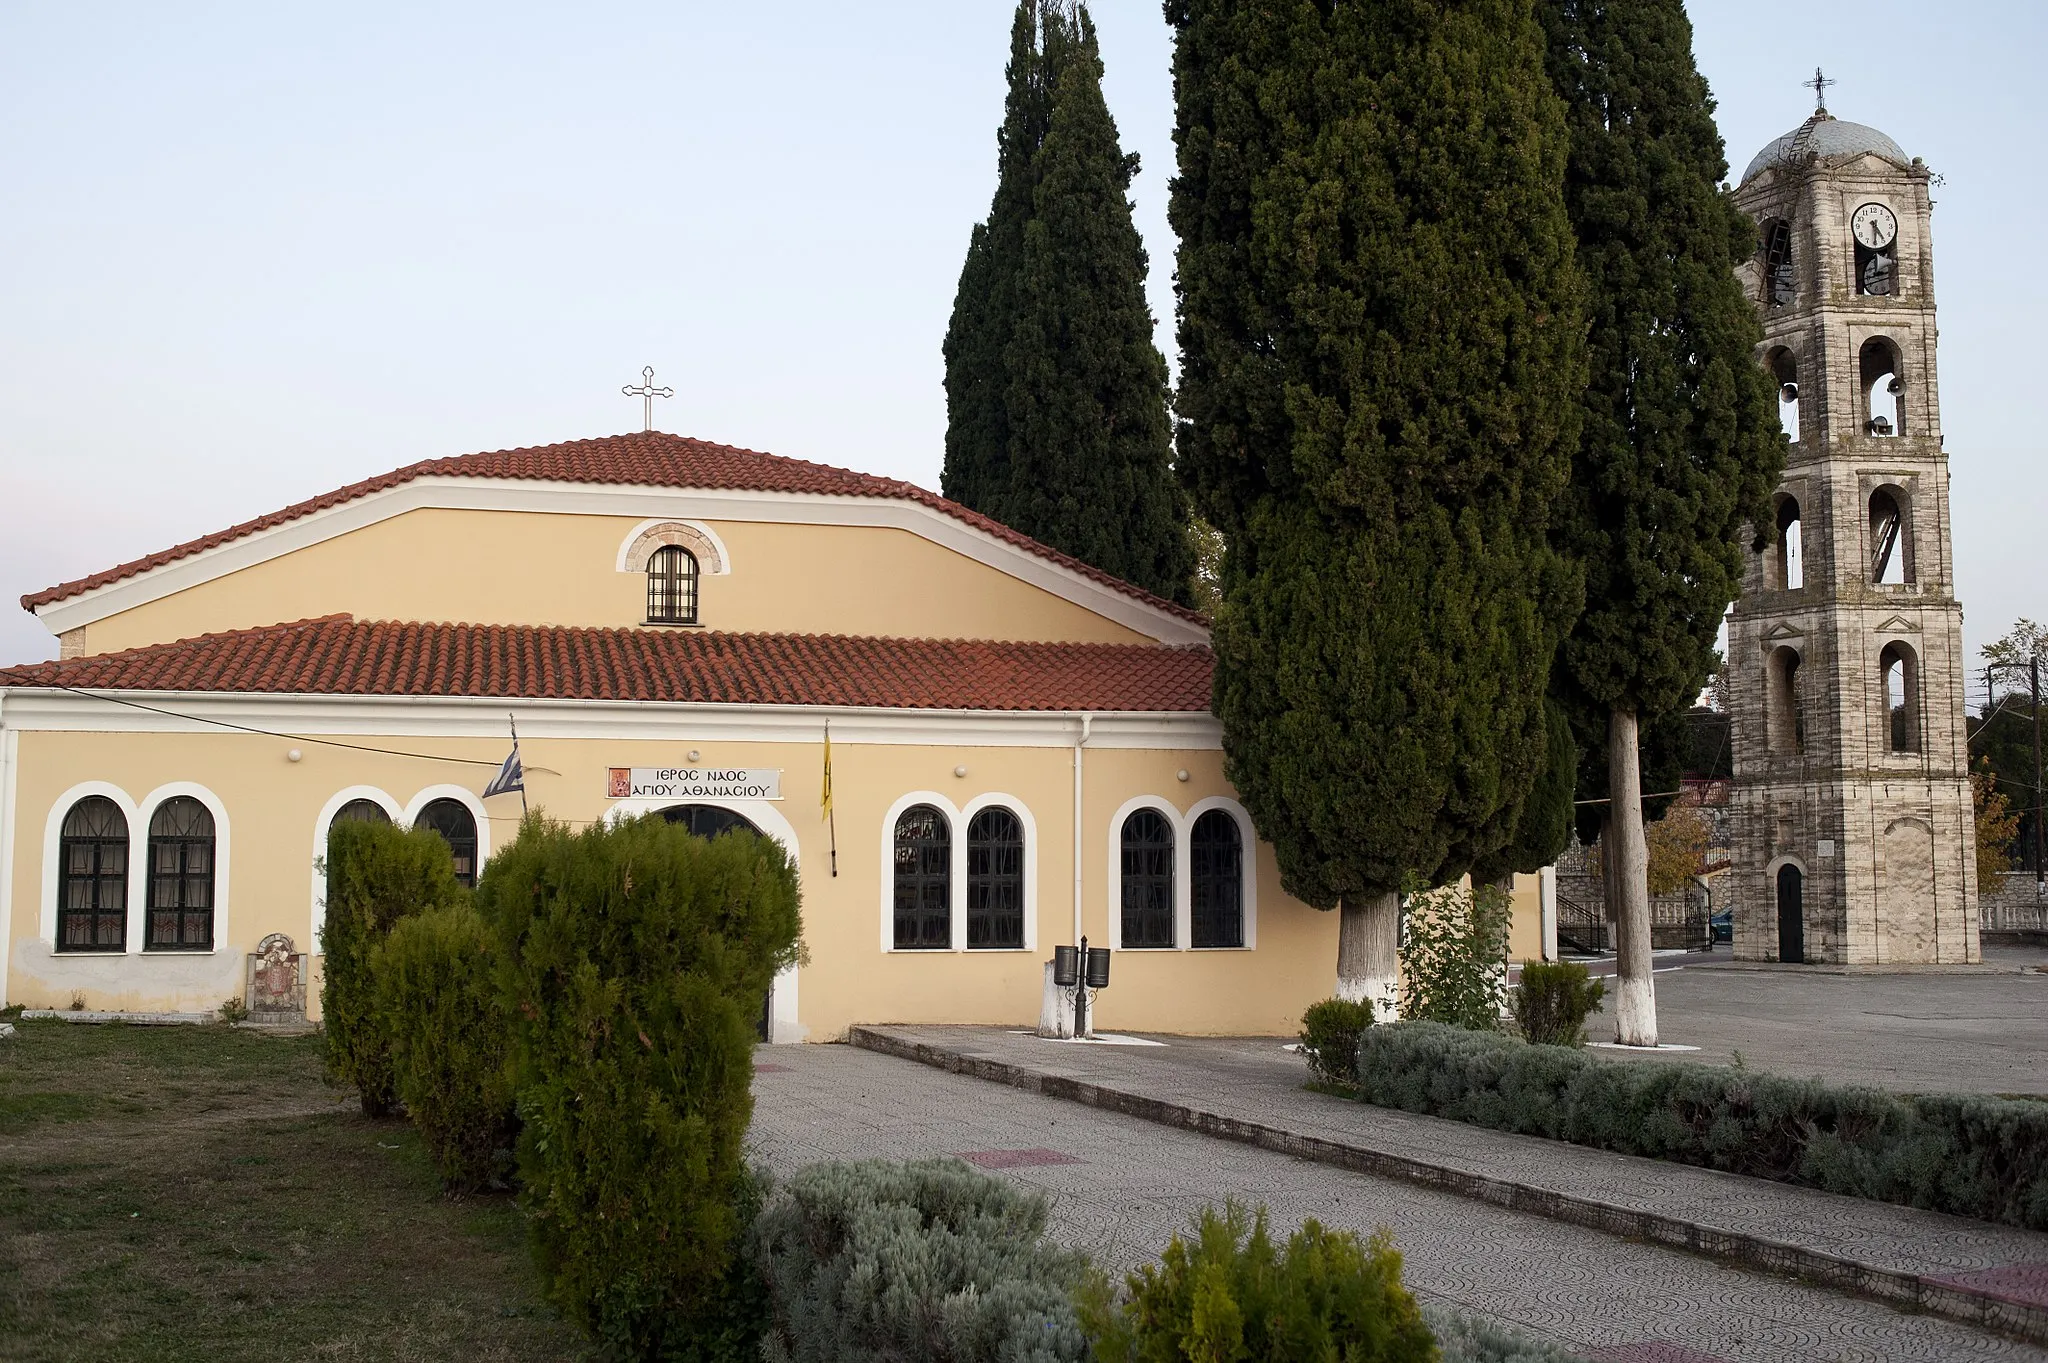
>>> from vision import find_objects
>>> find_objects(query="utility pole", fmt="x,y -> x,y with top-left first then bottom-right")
2032,657 -> 2044,893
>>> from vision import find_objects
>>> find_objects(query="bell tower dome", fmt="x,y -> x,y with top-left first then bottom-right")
1725,98 -> 1979,964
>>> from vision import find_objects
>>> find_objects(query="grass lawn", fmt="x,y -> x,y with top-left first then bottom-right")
0,1018 -> 586,1362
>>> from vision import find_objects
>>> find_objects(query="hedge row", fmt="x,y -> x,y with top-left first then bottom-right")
1352,1022 -> 2048,1231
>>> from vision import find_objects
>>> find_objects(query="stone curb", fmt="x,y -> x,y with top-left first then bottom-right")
847,1025 -> 2048,1349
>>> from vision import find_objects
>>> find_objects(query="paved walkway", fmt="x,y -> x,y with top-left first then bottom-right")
1573,949 -> 2048,1094
749,1042 -> 2047,1363
851,1024 -> 2048,1343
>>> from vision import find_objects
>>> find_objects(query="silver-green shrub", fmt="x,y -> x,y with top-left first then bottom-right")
1352,1022 -> 2048,1230
1422,1303 -> 1594,1363
750,1158 -> 1090,1363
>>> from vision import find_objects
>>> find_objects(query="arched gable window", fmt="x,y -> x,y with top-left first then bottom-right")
333,798 -> 390,827
965,807 -> 1024,949
1120,809 -> 1176,948
893,805 -> 951,949
58,795 -> 128,952
416,798 -> 479,887
647,545 -> 700,625
1860,338 -> 1904,436
147,797 -> 215,951
1190,811 -> 1245,949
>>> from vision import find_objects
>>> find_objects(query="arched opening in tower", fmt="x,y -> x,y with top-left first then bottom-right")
1879,641 -> 1920,753
1768,347 -> 1800,443
1860,338 -> 1905,437
1772,494 -> 1803,590
1868,485 -> 1911,585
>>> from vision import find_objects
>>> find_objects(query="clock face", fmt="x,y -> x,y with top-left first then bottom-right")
1852,202 -> 1898,249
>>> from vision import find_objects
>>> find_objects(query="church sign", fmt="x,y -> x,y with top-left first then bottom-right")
608,767 -> 783,801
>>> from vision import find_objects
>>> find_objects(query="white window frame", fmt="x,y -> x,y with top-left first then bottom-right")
40,780 -> 141,951
308,785 -> 403,952
1105,794 -> 1257,952
136,782 -> 231,955
878,791 -> 1037,954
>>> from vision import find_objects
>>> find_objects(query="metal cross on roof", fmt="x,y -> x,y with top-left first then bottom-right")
1807,66 -> 1835,114
622,366 -> 674,432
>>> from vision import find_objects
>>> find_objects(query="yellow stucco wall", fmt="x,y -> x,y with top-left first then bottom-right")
3,725 -> 1383,1037
74,509 -> 1156,655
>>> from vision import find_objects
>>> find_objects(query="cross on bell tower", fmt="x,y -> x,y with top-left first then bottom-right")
1725,99 -> 1979,965
1806,66 -> 1835,114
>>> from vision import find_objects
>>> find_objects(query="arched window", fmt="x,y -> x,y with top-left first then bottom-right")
1190,810 -> 1245,949
1772,495 -> 1803,591
333,798 -> 390,827
1120,809 -> 1176,948
1762,219 -> 1796,308
1868,485 -> 1911,585
416,798 -> 479,887
965,807 -> 1024,949
147,797 -> 215,951
1768,348 -> 1800,443
58,795 -> 128,952
647,545 -> 699,625
1880,641 -> 1920,753
1767,646 -> 1804,756
659,804 -> 760,840
1860,338 -> 1904,436
893,805 -> 951,950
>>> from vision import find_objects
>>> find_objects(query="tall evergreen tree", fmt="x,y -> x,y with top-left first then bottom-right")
1168,0 -> 1586,1009
1539,0 -> 1785,1046
943,3 -> 1192,604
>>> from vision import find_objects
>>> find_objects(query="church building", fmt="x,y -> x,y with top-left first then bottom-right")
0,432 -> 1548,1037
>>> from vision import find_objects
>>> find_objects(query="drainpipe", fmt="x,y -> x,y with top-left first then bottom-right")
1072,713 -> 1093,946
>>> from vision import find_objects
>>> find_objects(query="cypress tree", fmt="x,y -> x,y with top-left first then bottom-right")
1538,0 -> 1784,1045
944,3 -> 1192,604
1168,0 -> 1586,1009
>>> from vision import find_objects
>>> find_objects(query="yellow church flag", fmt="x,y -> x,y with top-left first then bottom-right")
821,722 -> 837,876
820,722 -> 833,819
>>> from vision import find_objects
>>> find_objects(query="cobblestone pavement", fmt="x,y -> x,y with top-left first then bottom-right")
749,1043 -> 2048,1363
1577,948 -> 2048,1094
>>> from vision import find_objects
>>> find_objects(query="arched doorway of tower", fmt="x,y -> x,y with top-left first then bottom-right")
658,803 -> 772,1039
1775,863 -> 1805,964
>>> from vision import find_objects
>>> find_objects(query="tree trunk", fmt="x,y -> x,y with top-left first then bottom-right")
1607,707 -> 1658,1047
1336,890 -> 1401,1020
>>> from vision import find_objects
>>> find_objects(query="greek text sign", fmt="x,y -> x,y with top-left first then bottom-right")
608,768 -> 783,801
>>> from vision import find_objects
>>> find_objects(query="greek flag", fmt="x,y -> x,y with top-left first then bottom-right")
483,743 -> 524,800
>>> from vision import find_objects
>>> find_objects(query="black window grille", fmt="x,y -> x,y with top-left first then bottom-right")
893,805 -> 951,949
146,797 -> 215,951
659,804 -> 761,840
416,798 -> 479,887
647,545 -> 699,624
58,795 -> 127,952
1120,808 -> 1176,948
333,798 -> 390,827
1191,810 -> 1244,948
966,807 -> 1024,949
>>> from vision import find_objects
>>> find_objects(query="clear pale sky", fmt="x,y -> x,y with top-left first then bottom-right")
2,2 -> 2037,691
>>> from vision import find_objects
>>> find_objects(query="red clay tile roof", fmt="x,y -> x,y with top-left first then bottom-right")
0,616 -> 1216,713
21,432 -> 1204,626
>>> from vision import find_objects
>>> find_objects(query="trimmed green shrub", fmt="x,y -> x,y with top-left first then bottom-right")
374,900 -> 515,1191
1300,998 -> 1375,1087
1399,884 -> 1512,1031
1421,1304 -> 1591,1363
1509,961 -> 1605,1048
1353,1022 -> 2048,1230
751,1157 -> 1089,1363
320,818 -> 467,1116
484,811 -> 802,1359
1083,1201 -> 1436,1363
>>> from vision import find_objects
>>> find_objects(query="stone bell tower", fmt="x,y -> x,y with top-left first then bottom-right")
1725,92 -> 1979,964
